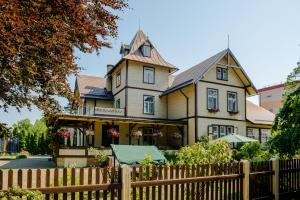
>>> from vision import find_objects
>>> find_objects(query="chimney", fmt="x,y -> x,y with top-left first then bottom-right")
107,64 -> 114,72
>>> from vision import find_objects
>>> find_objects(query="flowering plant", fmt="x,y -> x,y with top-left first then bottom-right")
131,129 -> 143,138
171,132 -> 182,140
108,128 -> 120,138
153,130 -> 163,137
58,129 -> 71,138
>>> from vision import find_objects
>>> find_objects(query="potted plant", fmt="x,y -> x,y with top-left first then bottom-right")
57,129 -> 71,146
107,128 -> 120,144
131,129 -> 143,145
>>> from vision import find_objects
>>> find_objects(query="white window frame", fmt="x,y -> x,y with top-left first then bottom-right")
227,91 -> 238,113
216,66 -> 228,81
207,88 -> 218,110
143,95 -> 154,114
143,67 -> 155,84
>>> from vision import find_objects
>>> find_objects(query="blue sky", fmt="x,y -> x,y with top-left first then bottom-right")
1,0 -> 300,126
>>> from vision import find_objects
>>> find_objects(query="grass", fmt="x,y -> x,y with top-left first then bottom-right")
0,153 -> 29,160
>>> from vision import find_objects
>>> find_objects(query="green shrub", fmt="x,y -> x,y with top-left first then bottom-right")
87,147 -> 109,167
0,187 -> 44,200
175,140 -> 232,165
234,142 -> 273,161
16,154 -> 28,159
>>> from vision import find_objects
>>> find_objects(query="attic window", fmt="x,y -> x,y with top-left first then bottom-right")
142,44 -> 151,57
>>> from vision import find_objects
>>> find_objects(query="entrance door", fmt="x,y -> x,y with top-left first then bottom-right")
102,125 -> 119,147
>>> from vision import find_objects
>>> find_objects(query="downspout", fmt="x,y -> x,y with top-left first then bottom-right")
194,82 -> 198,143
180,89 -> 189,145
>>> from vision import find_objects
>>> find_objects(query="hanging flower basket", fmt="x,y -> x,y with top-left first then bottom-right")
107,128 -> 120,138
170,132 -> 182,140
58,129 -> 71,138
153,130 -> 163,137
131,129 -> 143,138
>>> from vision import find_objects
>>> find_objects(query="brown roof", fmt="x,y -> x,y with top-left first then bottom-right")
76,75 -> 113,100
108,30 -> 177,74
246,100 -> 275,125
162,49 -> 257,96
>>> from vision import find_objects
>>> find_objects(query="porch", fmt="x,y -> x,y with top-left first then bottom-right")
51,114 -> 187,167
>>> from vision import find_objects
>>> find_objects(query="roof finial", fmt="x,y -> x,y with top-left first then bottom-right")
138,17 -> 141,30
227,34 -> 230,49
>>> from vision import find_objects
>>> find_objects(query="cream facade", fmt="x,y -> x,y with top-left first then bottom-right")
53,30 -> 274,166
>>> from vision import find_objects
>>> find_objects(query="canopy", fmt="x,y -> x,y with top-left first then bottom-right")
111,144 -> 167,165
213,133 -> 258,143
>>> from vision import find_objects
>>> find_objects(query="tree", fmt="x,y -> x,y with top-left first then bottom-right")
269,61 -> 300,158
0,123 -> 12,153
0,0 -> 128,115
269,86 -> 300,158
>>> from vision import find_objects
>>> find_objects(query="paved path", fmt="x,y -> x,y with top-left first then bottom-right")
0,156 -> 56,169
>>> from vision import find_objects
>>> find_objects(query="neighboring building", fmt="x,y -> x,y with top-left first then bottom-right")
51,30 -> 275,167
258,82 -> 300,114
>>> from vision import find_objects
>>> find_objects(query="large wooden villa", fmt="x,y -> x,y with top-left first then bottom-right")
50,30 -> 275,167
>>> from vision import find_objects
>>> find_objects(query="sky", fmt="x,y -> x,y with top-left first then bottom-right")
1,0 -> 300,126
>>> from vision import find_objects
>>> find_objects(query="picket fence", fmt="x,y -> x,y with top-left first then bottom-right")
0,159 -> 300,200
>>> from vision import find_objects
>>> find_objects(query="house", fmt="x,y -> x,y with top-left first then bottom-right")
258,81 -> 300,114
51,30 -> 275,167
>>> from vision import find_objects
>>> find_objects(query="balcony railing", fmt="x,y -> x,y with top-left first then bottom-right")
75,106 -> 125,116
94,107 -> 124,116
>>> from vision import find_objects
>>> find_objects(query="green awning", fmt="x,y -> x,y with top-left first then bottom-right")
213,133 -> 258,143
111,144 -> 167,165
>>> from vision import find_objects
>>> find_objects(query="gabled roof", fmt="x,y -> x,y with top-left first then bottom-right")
162,49 -> 257,96
75,75 -> 113,100
246,100 -> 275,125
108,30 -> 177,74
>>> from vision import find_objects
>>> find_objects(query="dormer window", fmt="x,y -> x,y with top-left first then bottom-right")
142,44 -> 151,57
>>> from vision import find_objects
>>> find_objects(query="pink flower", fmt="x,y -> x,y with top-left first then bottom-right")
58,129 -> 71,138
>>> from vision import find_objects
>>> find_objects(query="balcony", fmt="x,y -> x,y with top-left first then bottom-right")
76,106 -> 125,116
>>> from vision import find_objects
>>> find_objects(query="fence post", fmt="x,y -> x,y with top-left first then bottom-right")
272,158 -> 279,200
121,164 -> 131,200
241,160 -> 249,200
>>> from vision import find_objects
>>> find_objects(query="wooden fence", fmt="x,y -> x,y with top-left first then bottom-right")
279,159 -> 300,200
0,167 -> 122,200
249,160 -> 274,200
131,162 -> 243,200
1,159 -> 300,200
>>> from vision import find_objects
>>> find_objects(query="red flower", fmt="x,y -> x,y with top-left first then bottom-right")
58,129 -> 71,138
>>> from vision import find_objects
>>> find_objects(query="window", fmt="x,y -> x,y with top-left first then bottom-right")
216,67 -> 228,81
116,71 -> 121,87
143,95 -> 154,114
227,91 -> 238,113
115,99 -> 120,108
143,67 -> 155,84
142,44 -> 151,57
209,125 -> 235,138
143,127 -> 154,145
219,126 -> 226,137
207,88 -> 218,111
227,126 -> 234,134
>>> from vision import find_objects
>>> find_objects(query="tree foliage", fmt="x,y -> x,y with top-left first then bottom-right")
12,118 -> 51,155
175,140 -> 232,165
269,86 -> 300,158
0,0 -> 128,115
234,142 -> 273,161
269,60 -> 300,158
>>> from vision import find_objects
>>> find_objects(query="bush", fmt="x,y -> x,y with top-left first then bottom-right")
234,142 -> 273,161
0,187 -> 44,200
175,140 -> 232,165
16,154 -> 28,159
87,147 -> 109,167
